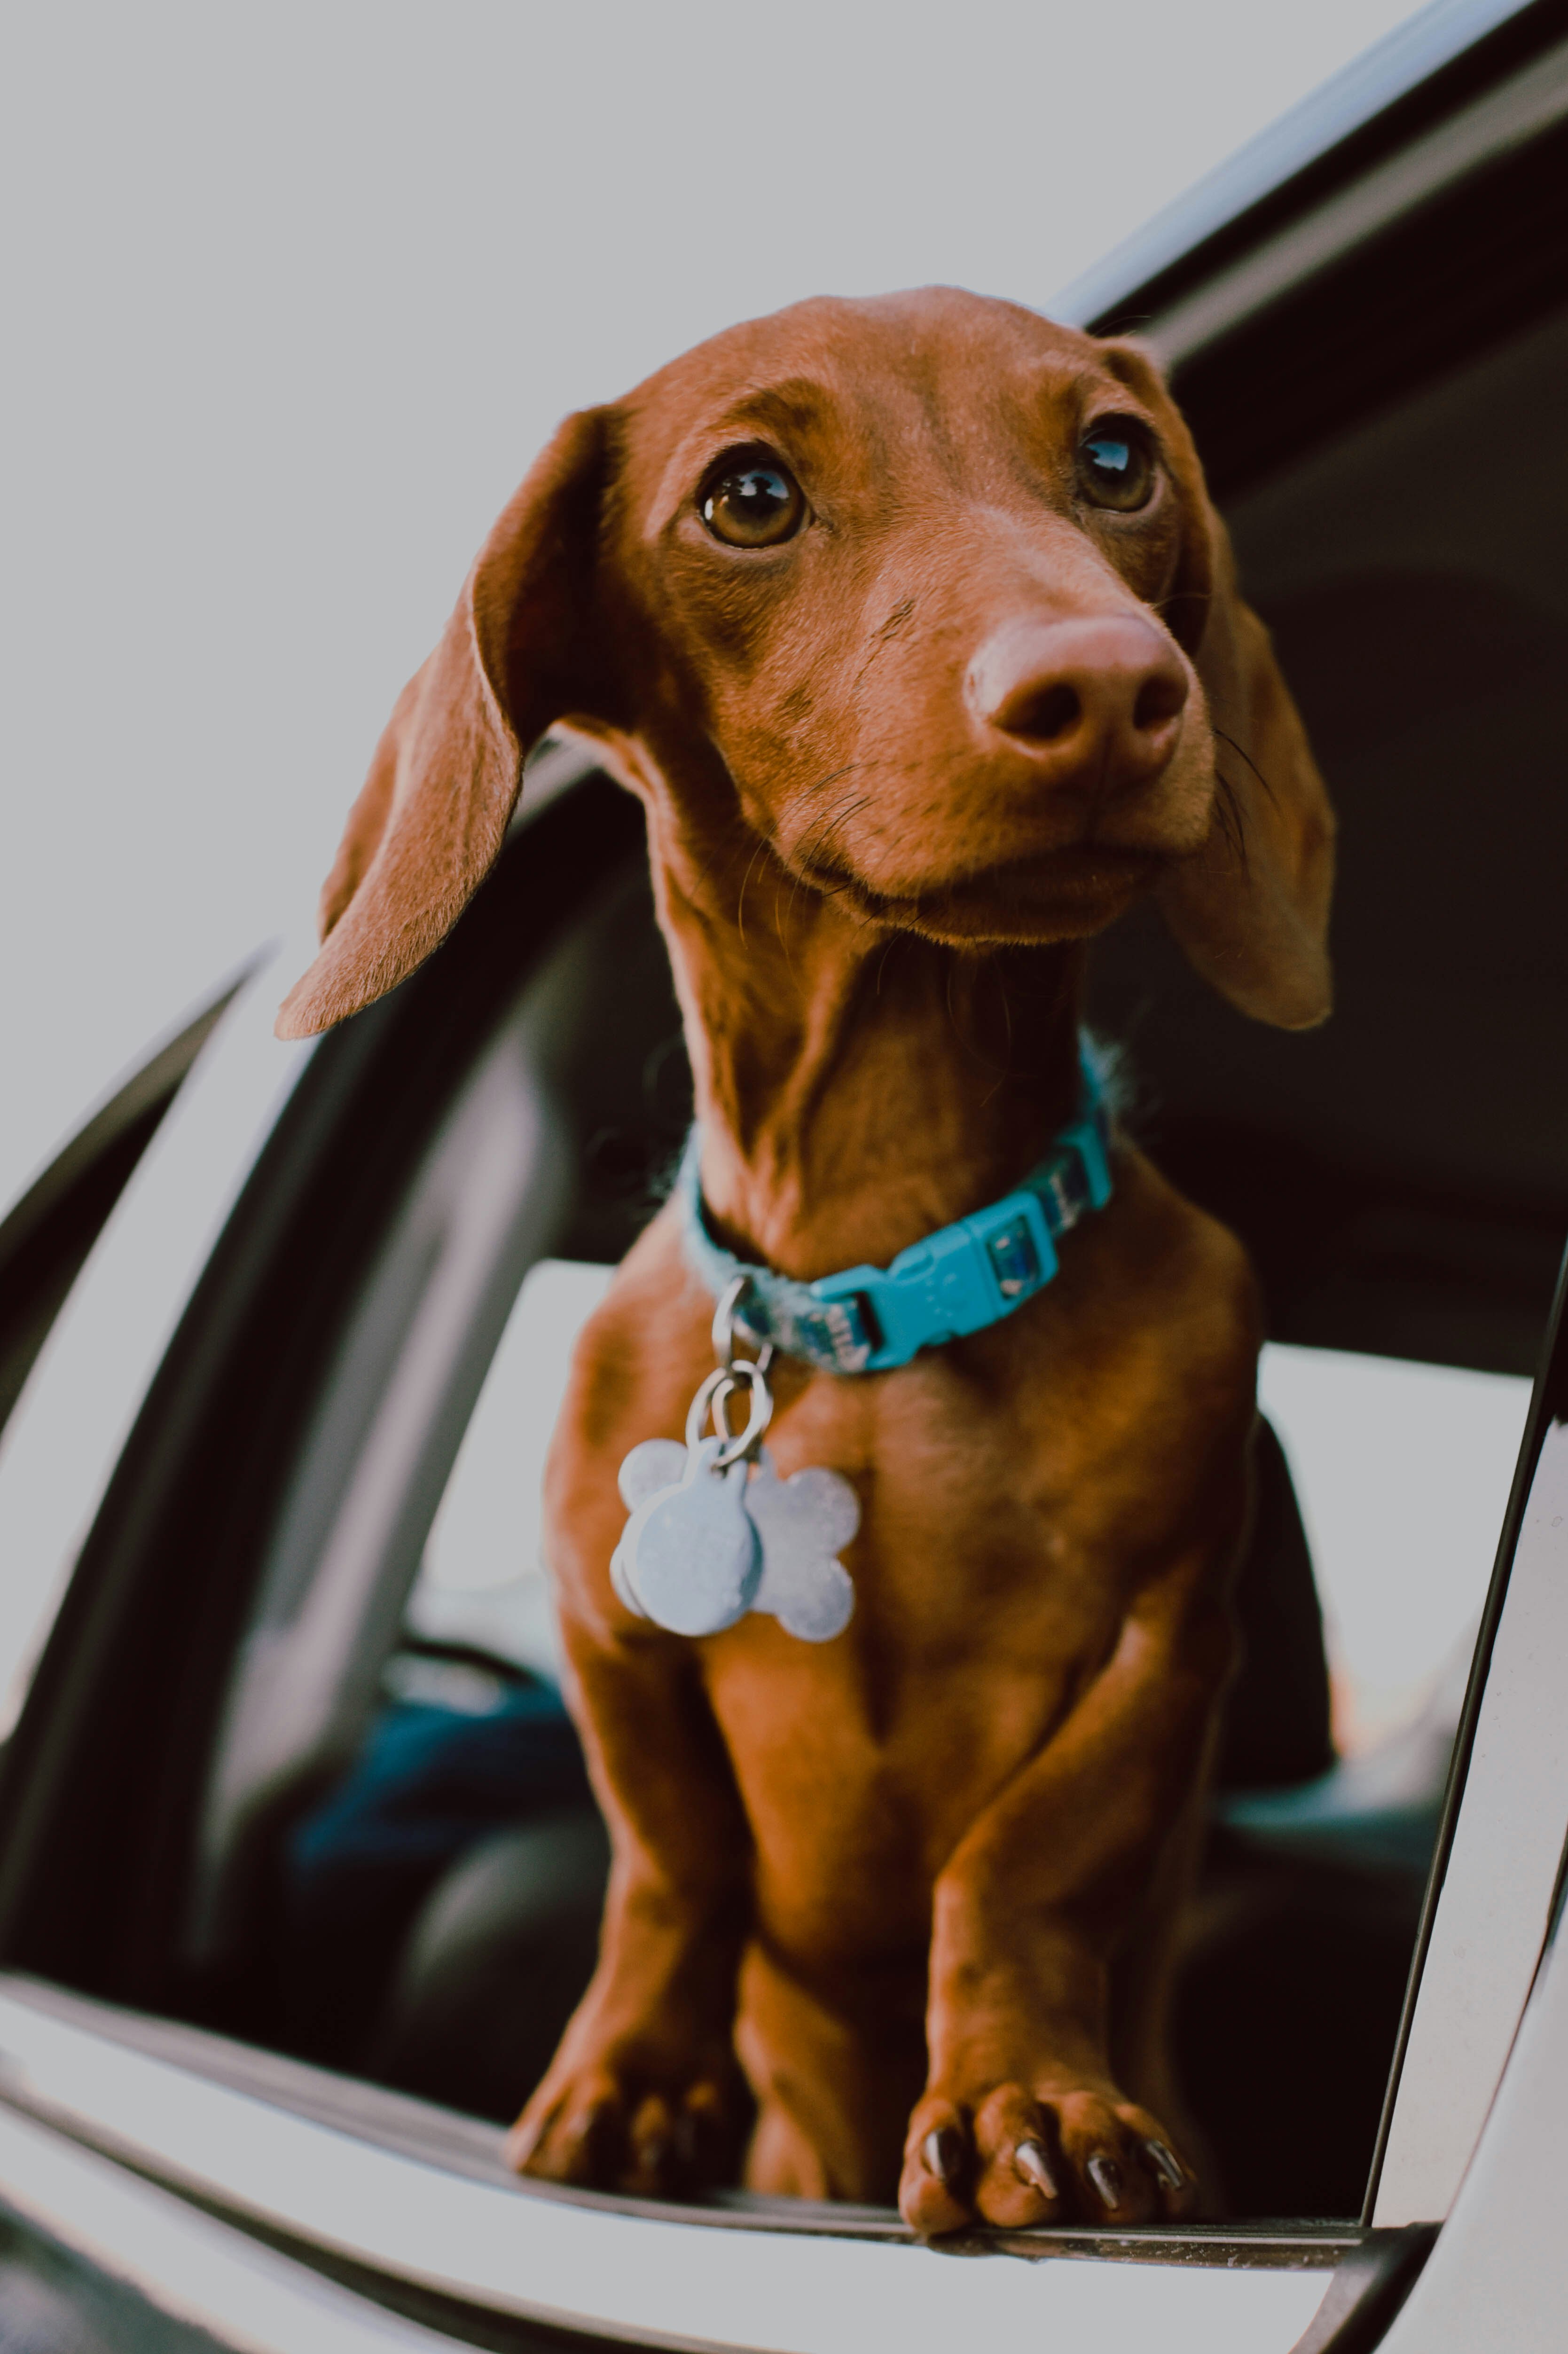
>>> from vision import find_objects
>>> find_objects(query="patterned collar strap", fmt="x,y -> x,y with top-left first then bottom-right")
676,1036 -> 1113,1376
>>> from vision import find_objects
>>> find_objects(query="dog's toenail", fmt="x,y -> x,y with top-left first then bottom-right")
1087,2154 -> 1123,2209
924,2126 -> 965,2185
1144,2139 -> 1185,2189
1015,2138 -> 1058,2197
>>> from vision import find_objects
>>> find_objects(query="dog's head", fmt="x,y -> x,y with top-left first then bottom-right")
277,288 -> 1333,1039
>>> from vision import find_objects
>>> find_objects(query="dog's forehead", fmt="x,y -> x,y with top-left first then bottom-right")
613,289 -> 1115,503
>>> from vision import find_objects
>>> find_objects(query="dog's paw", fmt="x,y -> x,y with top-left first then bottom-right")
506,2061 -> 742,2198
898,2080 -> 1197,2235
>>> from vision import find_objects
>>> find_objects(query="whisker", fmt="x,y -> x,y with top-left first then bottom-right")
735,834 -> 769,946
1213,768 -> 1249,873
788,789 -> 874,910
797,785 -> 871,863
1213,725 -> 1278,808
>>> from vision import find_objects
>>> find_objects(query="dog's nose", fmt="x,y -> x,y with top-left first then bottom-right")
969,615 -> 1189,793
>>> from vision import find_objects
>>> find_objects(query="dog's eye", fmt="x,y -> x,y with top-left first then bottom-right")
699,452 -> 806,548
1078,422 -> 1155,513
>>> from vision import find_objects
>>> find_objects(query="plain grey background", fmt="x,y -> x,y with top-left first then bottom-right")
1,0 -> 1422,1216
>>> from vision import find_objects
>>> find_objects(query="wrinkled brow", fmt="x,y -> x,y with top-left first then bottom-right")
643,378 -> 839,523
696,377 -> 836,446
1012,361 -> 1151,420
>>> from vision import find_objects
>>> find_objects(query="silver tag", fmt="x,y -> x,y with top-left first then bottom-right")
611,1436 -> 762,1636
612,1437 -> 858,1643
746,1448 -> 859,1643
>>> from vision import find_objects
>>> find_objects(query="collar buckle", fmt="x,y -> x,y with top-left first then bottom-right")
811,1186 -> 1058,1372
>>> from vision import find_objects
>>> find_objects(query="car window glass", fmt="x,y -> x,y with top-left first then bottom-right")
405,1258 -> 614,1680
1256,1347 -> 1529,1756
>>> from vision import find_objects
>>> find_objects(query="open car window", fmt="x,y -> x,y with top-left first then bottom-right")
3,18 -> 1568,2349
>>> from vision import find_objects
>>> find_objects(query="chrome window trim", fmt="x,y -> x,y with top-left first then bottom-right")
0,1981 -> 1337,2354
1377,1878 -> 1568,2346
1050,0 -> 1540,330
0,2101 -> 470,2351
0,1975 -> 1364,2263
1373,1419 -> 1568,2223
1131,33 -> 1568,369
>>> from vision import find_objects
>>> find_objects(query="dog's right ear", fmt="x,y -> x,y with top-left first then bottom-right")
1097,337 -> 1334,1031
276,407 -> 615,1039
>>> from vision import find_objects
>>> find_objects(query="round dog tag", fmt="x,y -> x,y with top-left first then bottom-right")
613,1436 -> 763,1637
618,1438 -> 690,1513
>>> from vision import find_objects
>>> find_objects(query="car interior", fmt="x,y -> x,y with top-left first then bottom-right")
3,178 -> 1566,2245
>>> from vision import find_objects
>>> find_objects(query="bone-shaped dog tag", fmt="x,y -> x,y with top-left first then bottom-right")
746,1448 -> 859,1643
612,1436 -> 763,1636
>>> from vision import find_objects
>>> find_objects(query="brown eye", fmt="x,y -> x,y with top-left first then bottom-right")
699,450 -> 806,547
1078,420 -> 1156,512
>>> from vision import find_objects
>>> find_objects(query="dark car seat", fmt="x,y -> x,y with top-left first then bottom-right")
1215,1415 -> 1333,1794
371,1810 -> 610,2118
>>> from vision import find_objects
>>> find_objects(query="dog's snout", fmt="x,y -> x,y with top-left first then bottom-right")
969,616 -> 1189,792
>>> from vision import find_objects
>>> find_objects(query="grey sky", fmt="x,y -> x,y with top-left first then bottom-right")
2,0 -> 1422,1210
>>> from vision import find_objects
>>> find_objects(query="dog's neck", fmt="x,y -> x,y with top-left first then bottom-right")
642,802 -> 1086,1284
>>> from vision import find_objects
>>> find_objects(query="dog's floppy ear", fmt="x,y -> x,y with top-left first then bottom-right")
276,407 -> 614,1039
1100,342 -> 1336,1030
1160,509 -> 1336,1028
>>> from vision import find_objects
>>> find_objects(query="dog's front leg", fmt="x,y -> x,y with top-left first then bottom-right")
506,1615 -> 753,2196
901,1540 -> 1234,2234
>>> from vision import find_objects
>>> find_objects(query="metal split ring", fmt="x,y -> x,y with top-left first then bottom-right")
712,1274 -> 775,1378
685,1359 -> 774,1466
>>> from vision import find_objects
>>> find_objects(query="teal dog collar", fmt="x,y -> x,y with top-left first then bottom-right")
677,1037 -> 1113,1375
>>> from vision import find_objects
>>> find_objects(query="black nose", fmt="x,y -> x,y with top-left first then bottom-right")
968,614 -> 1189,793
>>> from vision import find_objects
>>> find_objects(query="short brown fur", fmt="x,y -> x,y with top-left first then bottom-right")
280,289 -> 1333,2231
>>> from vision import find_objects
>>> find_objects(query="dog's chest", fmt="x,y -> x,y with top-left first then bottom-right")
695,1302 -> 1217,1834
696,1397 -> 1121,1868
701,1547 -> 1106,1952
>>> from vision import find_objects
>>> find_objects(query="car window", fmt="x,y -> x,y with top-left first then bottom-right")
240,278 -> 1564,2226
404,1258 -> 613,1683
6,56 -> 1568,2343
1257,1347 -> 1530,1754
9,321 -> 1560,2242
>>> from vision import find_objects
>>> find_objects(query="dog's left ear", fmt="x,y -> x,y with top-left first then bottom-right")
276,407 -> 615,1039
1101,342 -> 1336,1030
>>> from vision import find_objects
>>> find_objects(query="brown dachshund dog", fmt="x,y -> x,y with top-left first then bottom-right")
278,289 -> 1333,2233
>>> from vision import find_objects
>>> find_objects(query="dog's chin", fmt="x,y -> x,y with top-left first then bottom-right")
820,842 -> 1168,946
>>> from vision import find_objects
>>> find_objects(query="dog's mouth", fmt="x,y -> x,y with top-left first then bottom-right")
800,839 -> 1168,943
